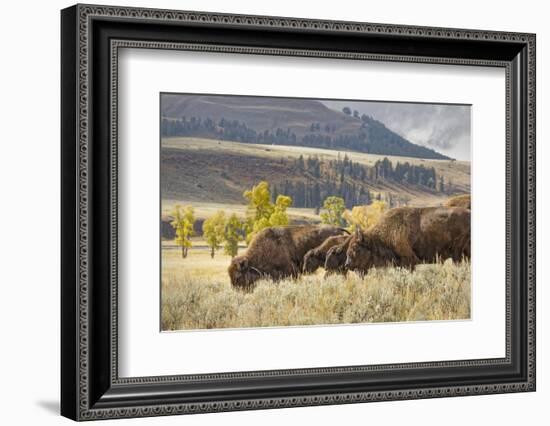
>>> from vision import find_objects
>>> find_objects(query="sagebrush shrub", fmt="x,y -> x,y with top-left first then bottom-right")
161,260 -> 471,330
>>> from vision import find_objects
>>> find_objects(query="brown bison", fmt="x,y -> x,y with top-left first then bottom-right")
345,206 -> 470,274
228,225 -> 348,290
324,235 -> 352,275
444,194 -> 471,210
303,235 -> 349,274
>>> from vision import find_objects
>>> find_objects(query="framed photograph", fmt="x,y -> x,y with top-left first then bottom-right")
61,4 -> 536,421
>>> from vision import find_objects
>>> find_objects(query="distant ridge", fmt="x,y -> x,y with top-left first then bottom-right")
161,94 -> 451,160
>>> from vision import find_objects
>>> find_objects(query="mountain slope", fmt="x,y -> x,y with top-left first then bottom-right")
162,94 -> 354,136
160,94 -> 450,160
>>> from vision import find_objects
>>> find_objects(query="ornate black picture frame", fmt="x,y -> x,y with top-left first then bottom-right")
61,4 -> 536,421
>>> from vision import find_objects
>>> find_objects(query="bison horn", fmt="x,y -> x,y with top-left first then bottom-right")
249,266 -> 262,275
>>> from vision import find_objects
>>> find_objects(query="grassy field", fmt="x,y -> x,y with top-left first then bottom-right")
162,241 -> 240,283
161,245 -> 471,331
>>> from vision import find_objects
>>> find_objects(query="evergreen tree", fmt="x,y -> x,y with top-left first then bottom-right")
296,154 -> 305,171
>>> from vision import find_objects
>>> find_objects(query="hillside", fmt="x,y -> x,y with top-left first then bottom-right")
161,94 -> 353,136
161,137 -> 469,210
160,94 -> 450,160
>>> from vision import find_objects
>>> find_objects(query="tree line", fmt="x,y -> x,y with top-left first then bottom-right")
270,154 -> 444,209
170,205 -> 245,259
170,182 -> 389,260
161,114 -> 449,160
170,182 -> 293,259
161,116 -> 298,146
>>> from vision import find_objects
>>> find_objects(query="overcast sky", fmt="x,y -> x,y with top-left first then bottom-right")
322,100 -> 471,161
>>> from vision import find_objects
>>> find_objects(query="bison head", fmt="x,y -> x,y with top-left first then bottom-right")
303,249 -> 323,274
325,244 -> 347,273
228,256 -> 262,290
345,230 -> 398,274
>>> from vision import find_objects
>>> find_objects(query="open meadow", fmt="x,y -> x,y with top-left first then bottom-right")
161,243 -> 471,331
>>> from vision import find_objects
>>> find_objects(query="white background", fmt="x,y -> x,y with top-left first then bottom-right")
119,49 -> 505,377
0,0 -> 547,425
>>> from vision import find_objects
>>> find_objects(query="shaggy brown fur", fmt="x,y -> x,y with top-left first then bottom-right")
228,225 -> 347,290
345,206 -> 470,274
444,194 -> 471,210
324,235 -> 353,275
303,235 -> 349,274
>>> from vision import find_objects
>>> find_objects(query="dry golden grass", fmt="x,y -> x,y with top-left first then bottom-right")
162,244 -> 234,282
161,246 -> 471,331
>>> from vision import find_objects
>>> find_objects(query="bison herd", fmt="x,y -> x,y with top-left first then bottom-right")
228,194 -> 471,290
